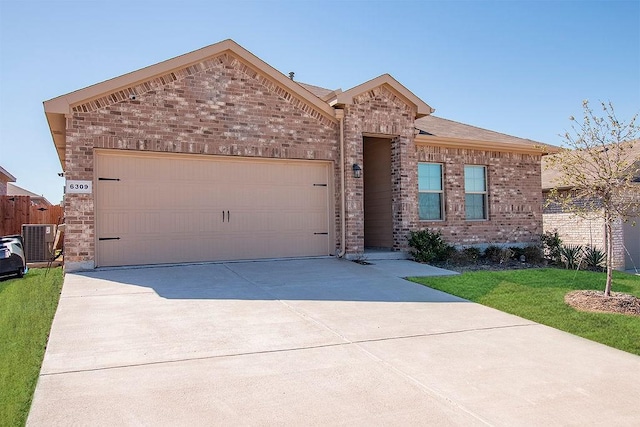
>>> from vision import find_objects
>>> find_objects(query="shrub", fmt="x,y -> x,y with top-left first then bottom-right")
449,247 -> 482,266
560,244 -> 584,270
484,245 -> 514,264
509,246 -> 525,260
583,246 -> 605,271
483,245 -> 503,263
499,248 -> 515,264
407,229 -> 454,263
541,230 -> 563,264
461,247 -> 481,262
522,245 -> 544,264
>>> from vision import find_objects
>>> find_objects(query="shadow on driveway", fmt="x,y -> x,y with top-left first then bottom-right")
71,257 -> 465,303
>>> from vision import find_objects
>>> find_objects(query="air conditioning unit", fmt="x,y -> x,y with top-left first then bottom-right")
22,224 -> 55,262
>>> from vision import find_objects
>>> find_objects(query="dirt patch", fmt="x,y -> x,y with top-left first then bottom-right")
565,290 -> 640,317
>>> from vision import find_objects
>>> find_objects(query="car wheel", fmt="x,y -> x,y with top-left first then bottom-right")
16,268 -> 24,278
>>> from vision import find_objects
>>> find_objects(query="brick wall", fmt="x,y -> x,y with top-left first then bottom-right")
62,49 -> 547,268
342,85 -> 417,253
64,52 -> 339,269
416,145 -> 543,246
0,180 -> 6,196
543,211 -> 626,269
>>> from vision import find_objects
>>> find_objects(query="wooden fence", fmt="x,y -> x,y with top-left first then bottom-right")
0,196 -> 64,236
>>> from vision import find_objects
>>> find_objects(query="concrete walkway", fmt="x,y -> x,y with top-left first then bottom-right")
28,258 -> 640,425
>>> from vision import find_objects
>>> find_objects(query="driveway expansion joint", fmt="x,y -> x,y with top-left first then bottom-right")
41,323 -> 539,377
61,290 -> 156,299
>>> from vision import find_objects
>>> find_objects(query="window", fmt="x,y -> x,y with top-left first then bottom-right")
464,165 -> 487,220
418,163 -> 443,220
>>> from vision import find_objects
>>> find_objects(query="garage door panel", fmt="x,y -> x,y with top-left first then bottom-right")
96,152 -> 331,267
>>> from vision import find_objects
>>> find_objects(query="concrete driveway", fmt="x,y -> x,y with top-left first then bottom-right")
28,258 -> 640,426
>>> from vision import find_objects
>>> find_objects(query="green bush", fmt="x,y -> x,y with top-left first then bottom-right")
561,244 -> 584,270
541,230 -> 563,264
583,246 -> 605,271
407,229 -> 454,263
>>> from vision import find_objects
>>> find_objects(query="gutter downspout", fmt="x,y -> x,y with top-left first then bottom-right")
335,109 -> 346,257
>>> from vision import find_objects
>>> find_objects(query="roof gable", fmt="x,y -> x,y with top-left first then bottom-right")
7,183 -> 51,205
44,39 -> 338,167
0,166 -> 16,183
329,74 -> 433,118
44,39 -> 335,118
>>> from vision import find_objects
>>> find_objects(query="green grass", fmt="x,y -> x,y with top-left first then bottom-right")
410,268 -> 640,355
0,268 -> 63,426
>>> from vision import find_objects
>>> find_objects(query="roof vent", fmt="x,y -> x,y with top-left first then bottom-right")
288,72 -> 295,80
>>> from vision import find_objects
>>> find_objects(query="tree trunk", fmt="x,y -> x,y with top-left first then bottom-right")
604,211 -> 613,297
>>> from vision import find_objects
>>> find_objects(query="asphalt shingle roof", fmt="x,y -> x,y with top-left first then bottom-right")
542,141 -> 640,190
297,81 -> 552,149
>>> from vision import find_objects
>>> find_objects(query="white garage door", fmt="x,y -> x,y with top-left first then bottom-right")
95,151 -> 333,267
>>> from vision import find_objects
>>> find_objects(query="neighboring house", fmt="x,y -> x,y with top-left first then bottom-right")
44,39 -> 553,271
542,143 -> 640,270
0,166 -> 16,196
7,183 -> 52,207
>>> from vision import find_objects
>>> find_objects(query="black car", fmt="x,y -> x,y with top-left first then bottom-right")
0,235 -> 27,279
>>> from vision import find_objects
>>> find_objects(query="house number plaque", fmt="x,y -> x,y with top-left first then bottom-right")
66,180 -> 93,194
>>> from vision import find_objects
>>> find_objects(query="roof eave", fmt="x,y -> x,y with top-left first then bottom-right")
43,39 -> 340,167
44,110 -> 66,168
415,134 -> 552,155
336,74 -> 434,118
0,166 -> 16,182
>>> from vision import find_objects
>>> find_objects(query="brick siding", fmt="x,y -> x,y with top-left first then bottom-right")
416,146 -> 543,245
64,52 -> 339,268
342,85 -> 417,253
62,51 -> 546,269
543,211 -> 626,269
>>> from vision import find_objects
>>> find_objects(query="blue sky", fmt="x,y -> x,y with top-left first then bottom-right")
0,0 -> 638,204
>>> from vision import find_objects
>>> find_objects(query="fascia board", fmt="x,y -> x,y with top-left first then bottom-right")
44,40 -> 337,121
415,134 -> 556,155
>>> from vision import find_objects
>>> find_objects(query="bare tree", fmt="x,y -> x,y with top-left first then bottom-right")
546,100 -> 639,296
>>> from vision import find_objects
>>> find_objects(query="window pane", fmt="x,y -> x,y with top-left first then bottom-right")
464,165 -> 486,192
419,193 -> 442,220
418,164 -> 442,191
465,194 -> 486,220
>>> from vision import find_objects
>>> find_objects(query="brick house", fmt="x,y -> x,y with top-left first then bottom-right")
7,183 -> 52,207
44,39 -> 551,271
542,143 -> 640,270
0,166 -> 16,196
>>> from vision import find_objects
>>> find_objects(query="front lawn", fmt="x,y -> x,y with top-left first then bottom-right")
410,269 -> 640,356
0,268 -> 63,426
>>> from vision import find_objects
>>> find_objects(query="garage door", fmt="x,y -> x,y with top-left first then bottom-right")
95,151 -> 333,267
624,217 -> 640,270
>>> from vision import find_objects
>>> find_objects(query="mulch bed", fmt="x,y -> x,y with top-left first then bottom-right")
432,260 -> 544,272
565,290 -> 640,317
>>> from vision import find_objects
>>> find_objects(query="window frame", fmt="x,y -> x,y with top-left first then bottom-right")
418,162 -> 445,221
464,165 -> 488,221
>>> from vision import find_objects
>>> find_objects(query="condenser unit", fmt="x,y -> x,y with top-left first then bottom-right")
22,224 -> 55,262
